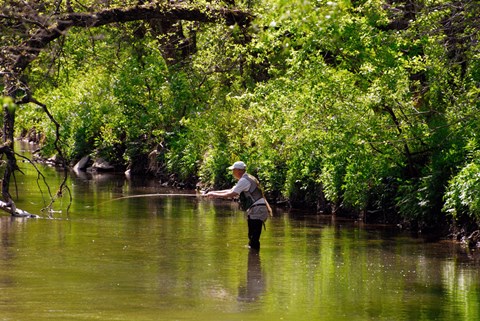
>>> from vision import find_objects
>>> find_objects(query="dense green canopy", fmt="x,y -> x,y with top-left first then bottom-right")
1,0 -> 480,236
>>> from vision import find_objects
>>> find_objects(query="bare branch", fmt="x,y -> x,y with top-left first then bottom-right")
29,97 -> 73,216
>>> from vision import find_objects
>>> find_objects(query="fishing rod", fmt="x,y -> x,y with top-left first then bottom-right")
118,193 -> 203,199
96,193 -> 205,206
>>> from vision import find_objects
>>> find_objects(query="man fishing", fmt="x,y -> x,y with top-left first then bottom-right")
204,161 -> 271,251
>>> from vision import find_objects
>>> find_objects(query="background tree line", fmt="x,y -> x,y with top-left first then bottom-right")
2,0 -> 480,238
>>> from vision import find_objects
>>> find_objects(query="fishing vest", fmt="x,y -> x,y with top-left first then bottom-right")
239,174 -> 264,211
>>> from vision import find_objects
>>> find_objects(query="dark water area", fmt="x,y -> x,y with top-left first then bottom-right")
1,143 -> 479,320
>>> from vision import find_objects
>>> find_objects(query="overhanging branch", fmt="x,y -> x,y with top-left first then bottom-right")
0,1 -> 253,217
9,3 -> 253,73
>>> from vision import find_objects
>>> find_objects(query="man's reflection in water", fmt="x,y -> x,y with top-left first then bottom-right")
237,249 -> 265,302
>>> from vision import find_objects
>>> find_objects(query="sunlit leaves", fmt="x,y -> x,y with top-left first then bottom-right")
444,160 -> 480,220
10,0 -> 480,228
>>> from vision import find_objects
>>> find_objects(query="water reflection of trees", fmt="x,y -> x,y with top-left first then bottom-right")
267,219 -> 480,321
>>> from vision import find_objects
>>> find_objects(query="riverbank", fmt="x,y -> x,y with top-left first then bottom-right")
14,137 -> 480,248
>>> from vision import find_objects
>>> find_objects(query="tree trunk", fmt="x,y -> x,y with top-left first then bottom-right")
1,72 -> 19,214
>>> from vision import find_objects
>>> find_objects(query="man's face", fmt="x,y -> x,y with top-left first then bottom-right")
232,169 -> 244,180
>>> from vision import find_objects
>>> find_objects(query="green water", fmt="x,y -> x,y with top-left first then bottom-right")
1,150 -> 479,320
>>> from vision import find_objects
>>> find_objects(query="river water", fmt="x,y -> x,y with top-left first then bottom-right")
1,146 -> 479,321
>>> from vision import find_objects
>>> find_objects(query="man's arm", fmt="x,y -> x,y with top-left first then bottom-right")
205,189 -> 239,199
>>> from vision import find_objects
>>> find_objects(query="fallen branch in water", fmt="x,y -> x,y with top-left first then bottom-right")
0,200 -> 39,218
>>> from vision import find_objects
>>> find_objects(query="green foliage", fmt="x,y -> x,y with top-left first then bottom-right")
444,151 -> 480,221
197,144 -> 232,187
19,28 -> 177,168
1,96 -> 16,114
19,70 -> 120,160
12,0 -> 480,230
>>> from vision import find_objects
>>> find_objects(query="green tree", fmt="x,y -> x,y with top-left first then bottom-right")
0,0 -> 253,215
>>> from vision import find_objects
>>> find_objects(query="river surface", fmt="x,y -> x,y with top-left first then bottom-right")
1,145 -> 479,321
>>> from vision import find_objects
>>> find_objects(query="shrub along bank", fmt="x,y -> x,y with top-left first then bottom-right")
13,0 -> 480,244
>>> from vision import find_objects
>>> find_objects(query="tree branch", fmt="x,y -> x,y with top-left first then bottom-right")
28,97 -> 72,216
0,1 -> 252,216
8,3 -> 253,73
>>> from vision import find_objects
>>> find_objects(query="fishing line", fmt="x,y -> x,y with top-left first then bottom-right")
94,193 -> 204,207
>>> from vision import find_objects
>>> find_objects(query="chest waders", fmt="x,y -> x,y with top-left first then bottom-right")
239,174 -> 268,232
239,174 -> 270,251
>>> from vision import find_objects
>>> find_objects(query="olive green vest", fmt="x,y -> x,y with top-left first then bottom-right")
239,174 -> 264,211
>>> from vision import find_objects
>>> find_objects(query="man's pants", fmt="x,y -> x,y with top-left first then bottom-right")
247,217 -> 263,250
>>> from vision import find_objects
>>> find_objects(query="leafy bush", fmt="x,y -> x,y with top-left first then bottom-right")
11,0 -> 480,233
444,160 -> 480,221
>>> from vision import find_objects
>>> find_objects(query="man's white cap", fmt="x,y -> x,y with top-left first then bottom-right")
228,161 -> 246,170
